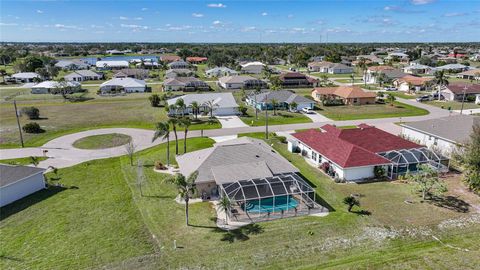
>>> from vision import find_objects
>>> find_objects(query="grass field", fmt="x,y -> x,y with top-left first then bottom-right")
72,133 -> 132,149
0,156 -> 48,165
425,100 -> 480,110
317,101 -> 429,120
240,107 -> 312,126
2,135 -> 479,269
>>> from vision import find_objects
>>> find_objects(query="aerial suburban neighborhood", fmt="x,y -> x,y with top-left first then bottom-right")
0,0 -> 479,269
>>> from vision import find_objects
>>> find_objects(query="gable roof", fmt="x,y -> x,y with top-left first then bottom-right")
444,83 -> 480,94
292,124 -> 421,168
12,72 -> 40,79
167,92 -> 238,108
65,70 -> 100,78
218,75 -> 259,84
100,78 -> 145,88
251,90 -> 314,104
395,75 -> 433,86
176,137 -> 298,184
367,66 -> 396,72
32,80 -> 81,89
312,86 -> 376,99
0,164 -> 45,187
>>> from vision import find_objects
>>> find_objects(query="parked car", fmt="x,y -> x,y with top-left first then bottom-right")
383,86 -> 397,91
431,93 -> 445,100
302,107 -> 314,114
416,95 -> 431,102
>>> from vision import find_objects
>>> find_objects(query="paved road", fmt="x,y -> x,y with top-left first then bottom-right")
0,98 -> 454,169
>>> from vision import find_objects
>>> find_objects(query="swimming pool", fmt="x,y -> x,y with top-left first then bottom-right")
242,196 -> 298,213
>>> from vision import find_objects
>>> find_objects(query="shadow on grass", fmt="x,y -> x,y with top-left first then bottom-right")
428,195 -> 470,213
0,254 -> 23,262
0,185 -> 70,221
352,209 -> 372,216
212,223 -> 265,243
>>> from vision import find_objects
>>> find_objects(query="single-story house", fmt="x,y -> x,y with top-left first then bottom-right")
54,59 -> 90,70
0,164 -> 46,207
186,57 -> 208,64
205,67 -> 238,78
393,75 -> 433,92
163,77 -> 210,92
403,64 -> 434,75
64,70 -> 103,82
31,80 -> 82,94
217,75 -> 267,90
385,52 -> 409,62
289,124 -> 449,181
160,55 -> 181,63
8,72 -> 41,83
435,64 -> 469,73
363,66 -> 406,84
96,60 -> 129,70
99,78 -> 146,94
176,137 -> 323,222
457,69 -> 480,81
167,92 -> 238,116
165,69 -> 195,78
113,68 -> 149,79
307,62 -> 353,74
246,90 -> 315,111
168,60 -> 189,69
240,61 -> 265,74
440,83 -> 480,101
278,72 -> 320,88
136,61 -> 159,69
401,115 -> 479,156
312,86 -> 377,105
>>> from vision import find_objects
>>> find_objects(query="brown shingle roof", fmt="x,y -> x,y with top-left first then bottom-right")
313,86 -> 376,99
445,83 -> 480,94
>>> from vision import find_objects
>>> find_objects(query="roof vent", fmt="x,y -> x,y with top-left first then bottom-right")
255,155 -> 260,158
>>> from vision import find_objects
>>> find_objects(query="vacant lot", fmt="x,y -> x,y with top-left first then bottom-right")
425,100 -> 480,110
317,101 -> 429,120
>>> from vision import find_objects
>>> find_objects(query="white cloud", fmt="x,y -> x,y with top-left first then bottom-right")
261,12 -> 268,16
119,16 -> 142,21
119,16 -> 128,20
242,26 -> 257,32
53,24 -> 84,30
443,12 -> 468,17
0,22 -> 18,26
207,3 -> 227,8
410,0 -> 435,5
192,13 -> 204,18
212,20 -> 221,25
36,10 -> 43,14
141,8 -> 148,11
120,24 -> 149,30
287,14 -> 294,19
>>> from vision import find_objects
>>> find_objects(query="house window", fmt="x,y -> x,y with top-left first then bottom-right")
312,152 -> 317,162
353,98 -> 359,104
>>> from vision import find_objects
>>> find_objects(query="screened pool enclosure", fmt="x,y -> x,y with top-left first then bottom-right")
378,147 -> 449,179
219,173 -> 326,223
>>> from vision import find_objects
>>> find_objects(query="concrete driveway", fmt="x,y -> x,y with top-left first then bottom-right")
302,111 -> 331,122
216,115 -> 249,128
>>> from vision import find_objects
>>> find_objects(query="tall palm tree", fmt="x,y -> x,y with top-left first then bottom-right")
350,74 -> 355,86
166,171 -> 198,226
203,100 -> 218,119
168,118 -> 180,155
175,98 -> 186,117
271,98 -> 278,116
190,101 -> 199,120
218,195 -> 232,225
179,117 -> 191,154
433,70 -> 449,101
152,122 -> 171,166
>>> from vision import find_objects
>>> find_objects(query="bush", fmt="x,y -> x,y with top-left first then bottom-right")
149,94 -> 161,107
276,136 -> 287,144
154,161 -> 167,170
21,107 -> 40,119
22,122 -> 44,133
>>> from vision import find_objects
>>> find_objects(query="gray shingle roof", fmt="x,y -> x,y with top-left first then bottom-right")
251,90 -> 313,104
0,164 -> 45,187
167,92 -> 238,108
401,115 -> 480,144
176,137 -> 299,184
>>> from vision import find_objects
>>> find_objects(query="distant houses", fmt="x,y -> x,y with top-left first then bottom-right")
99,78 -> 146,94
363,66 -> 406,84
278,72 -> 320,88
457,69 -> 480,81
165,69 -> 195,78
246,90 -> 315,111
160,55 -> 181,63
217,75 -> 267,90
96,60 -> 129,70
163,77 -> 210,92
7,72 -> 41,83
312,86 -> 377,105
31,80 -> 82,94
186,57 -> 208,64
64,70 -> 103,82
167,92 -> 239,116
307,61 -> 353,74
205,67 -> 238,78
240,61 -> 265,74
402,64 -> 434,75
113,68 -> 149,80
54,59 -> 90,70
168,60 -> 189,69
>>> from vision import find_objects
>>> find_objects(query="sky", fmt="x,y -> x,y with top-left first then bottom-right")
0,0 -> 479,43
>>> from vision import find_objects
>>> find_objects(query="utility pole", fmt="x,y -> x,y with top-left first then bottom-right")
265,107 -> 269,139
460,85 -> 468,115
13,100 -> 24,148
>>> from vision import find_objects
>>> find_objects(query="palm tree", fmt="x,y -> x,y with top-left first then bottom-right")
190,101 -> 199,120
343,195 -> 360,212
175,98 -> 186,117
168,118 -> 180,155
289,101 -> 298,112
271,98 -> 278,116
152,122 -> 171,166
386,93 -> 396,106
179,117 -> 191,154
350,74 -> 355,86
203,100 -> 218,119
218,195 -> 232,225
433,70 -> 449,101
166,172 -> 198,226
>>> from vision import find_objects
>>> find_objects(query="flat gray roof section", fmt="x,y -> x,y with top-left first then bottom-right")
0,164 -> 45,187
401,115 -> 480,144
176,137 -> 299,184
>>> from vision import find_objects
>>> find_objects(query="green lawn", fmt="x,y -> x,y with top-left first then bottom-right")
425,100 -> 480,110
1,135 -> 479,269
72,133 -> 132,149
334,78 -> 362,83
317,101 -> 429,120
239,107 -> 312,126
0,156 -> 48,165
382,91 -> 422,99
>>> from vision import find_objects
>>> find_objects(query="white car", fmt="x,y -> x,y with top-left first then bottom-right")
302,107 -> 314,114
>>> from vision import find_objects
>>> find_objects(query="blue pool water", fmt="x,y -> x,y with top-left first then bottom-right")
242,196 -> 298,213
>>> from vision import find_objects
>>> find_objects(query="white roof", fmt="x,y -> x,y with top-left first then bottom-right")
96,60 -> 129,68
12,72 -> 39,79
167,92 -> 238,108
32,80 -> 80,89
65,70 -> 100,78
100,77 -> 146,88
435,64 -> 467,70
240,61 -> 265,67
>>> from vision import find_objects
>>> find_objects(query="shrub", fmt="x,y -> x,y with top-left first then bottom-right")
238,104 -> 248,116
276,136 -> 287,144
21,107 -> 40,119
374,166 -> 386,178
154,161 -> 167,170
149,94 -> 161,107
320,162 -> 330,173
22,122 -> 44,133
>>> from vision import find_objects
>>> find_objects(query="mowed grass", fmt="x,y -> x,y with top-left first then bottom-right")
425,100 -> 480,110
0,156 -> 48,166
240,106 -> 312,126
72,133 -> 132,149
1,134 -> 479,269
317,101 -> 429,121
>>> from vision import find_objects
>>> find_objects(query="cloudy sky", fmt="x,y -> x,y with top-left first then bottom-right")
1,0 -> 479,43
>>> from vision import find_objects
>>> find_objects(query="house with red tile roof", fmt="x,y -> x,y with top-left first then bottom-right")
312,86 -> 377,105
186,57 -> 208,64
440,83 -> 480,101
288,124 -> 448,181
393,75 -> 433,92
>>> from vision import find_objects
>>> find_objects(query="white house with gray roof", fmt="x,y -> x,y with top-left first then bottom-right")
167,92 -> 239,116
55,59 -> 90,70
0,164 -> 46,207
217,75 -> 267,89
8,72 -> 41,83
99,78 -> 146,94
246,90 -> 315,111
401,115 -> 479,156
64,70 -> 103,82
205,67 -> 238,78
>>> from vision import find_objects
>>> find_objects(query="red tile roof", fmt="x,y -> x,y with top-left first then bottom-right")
312,86 -> 376,99
292,124 -> 421,168
445,83 -> 480,94
186,57 -> 208,62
